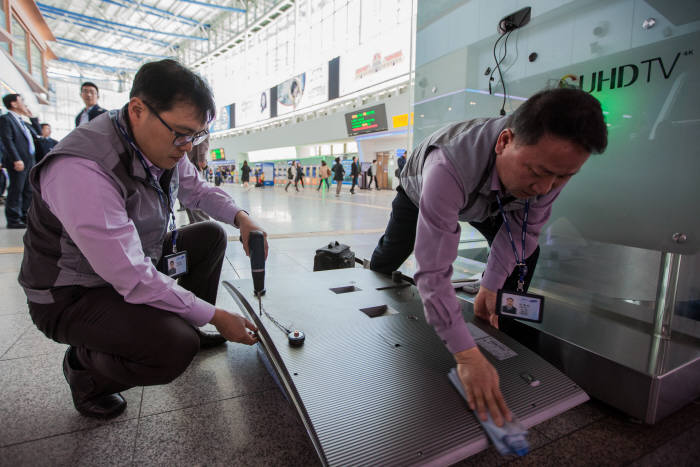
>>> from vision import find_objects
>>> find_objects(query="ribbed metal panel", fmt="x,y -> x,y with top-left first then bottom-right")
224,269 -> 587,466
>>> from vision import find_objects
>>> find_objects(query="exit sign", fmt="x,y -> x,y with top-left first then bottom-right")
344,104 -> 388,136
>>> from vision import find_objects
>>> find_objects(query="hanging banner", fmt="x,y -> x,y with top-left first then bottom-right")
276,63 -> 329,116
236,89 -> 271,126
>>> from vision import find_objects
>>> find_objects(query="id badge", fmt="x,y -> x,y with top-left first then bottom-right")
496,289 -> 544,323
163,251 -> 188,278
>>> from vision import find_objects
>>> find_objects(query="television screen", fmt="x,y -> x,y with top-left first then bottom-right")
210,148 -> 225,160
345,104 -> 388,136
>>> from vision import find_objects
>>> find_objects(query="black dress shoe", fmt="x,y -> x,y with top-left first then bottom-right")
62,347 -> 127,419
196,328 -> 227,349
7,223 -> 27,229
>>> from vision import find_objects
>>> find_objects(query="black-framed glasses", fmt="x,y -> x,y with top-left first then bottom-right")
143,101 -> 208,147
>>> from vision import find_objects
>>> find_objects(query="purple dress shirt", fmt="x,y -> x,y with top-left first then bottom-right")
40,153 -> 242,326
414,148 -> 564,354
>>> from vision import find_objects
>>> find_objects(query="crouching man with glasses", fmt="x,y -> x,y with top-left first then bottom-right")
19,59 -> 267,419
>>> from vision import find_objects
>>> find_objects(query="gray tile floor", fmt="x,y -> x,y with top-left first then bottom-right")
0,184 -> 698,466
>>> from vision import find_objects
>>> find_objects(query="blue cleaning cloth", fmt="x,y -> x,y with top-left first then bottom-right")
448,368 -> 530,456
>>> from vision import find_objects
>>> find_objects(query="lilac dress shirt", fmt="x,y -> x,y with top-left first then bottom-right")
414,149 -> 564,354
40,153 -> 242,326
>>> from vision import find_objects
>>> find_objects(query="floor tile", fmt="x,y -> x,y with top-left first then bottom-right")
226,249 -> 306,271
0,229 -> 26,249
630,421 -> 700,466
450,424 -> 550,466
0,254 -> 23,273
139,343 -> 276,417
1,325 -> 67,360
234,262 -> 310,281
532,400 -> 608,440
0,352 -> 143,446
507,401 -> 700,467
133,388 -> 320,466
0,419 -> 138,466
0,272 -> 30,315
0,313 -> 32,358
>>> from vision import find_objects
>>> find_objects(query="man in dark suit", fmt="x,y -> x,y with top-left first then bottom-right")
350,156 -> 360,194
0,135 -> 6,204
35,123 -> 58,163
0,94 -> 41,228
75,82 -> 107,127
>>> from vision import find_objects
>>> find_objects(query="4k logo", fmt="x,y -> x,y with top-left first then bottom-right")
579,51 -> 691,93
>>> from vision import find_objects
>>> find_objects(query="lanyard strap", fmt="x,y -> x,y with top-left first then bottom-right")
171,229 -> 178,254
496,195 -> 529,292
114,117 -> 176,231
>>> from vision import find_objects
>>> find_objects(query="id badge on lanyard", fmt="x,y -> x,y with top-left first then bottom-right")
494,195 -> 545,323
163,229 -> 188,278
113,114 -> 188,279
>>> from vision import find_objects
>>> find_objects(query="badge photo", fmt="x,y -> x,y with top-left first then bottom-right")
163,251 -> 188,278
496,289 -> 545,323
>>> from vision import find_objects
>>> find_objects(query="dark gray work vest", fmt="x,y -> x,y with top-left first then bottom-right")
400,117 -> 528,222
19,108 -> 178,304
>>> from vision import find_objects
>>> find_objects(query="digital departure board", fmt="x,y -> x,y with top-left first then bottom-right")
345,104 -> 388,136
210,148 -> 225,160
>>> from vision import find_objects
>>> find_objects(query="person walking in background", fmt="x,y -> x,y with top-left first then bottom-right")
285,164 -> 295,192
1,94 -> 41,229
294,161 -> 305,190
241,160 -> 251,188
36,123 -> 59,163
397,151 -> 407,176
350,156 -> 360,194
184,134 -> 211,223
317,160 -> 331,192
369,159 -> 380,190
332,157 -> 345,197
75,82 -> 107,127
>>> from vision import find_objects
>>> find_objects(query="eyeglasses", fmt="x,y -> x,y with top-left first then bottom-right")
143,101 -> 209,147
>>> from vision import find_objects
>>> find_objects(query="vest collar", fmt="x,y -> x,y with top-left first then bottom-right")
112,105 -> 150,182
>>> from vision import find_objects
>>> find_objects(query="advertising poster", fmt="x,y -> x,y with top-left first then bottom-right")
340,35 -> 409,96
237,89 -> 271,126
276,63 -> 328,116
210,104 -> 231,132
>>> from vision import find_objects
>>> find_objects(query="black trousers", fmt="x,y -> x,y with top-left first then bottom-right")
350,175 -> 358,191
370,187 -> 539,292
185,207 -> 210,224
317,178 -> 330,190
0,169 -> 6,197
5,164 -> 33,225
29,221 -> 227,394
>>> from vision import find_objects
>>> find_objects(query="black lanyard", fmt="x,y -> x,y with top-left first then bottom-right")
114,117 -> 176,232
495,195 -> 529,292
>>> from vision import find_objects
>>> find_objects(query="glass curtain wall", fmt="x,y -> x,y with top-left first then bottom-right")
414,0 -> 699,379
10,15 -> 28,72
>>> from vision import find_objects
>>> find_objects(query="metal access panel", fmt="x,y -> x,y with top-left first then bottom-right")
223,268 -> 588,466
